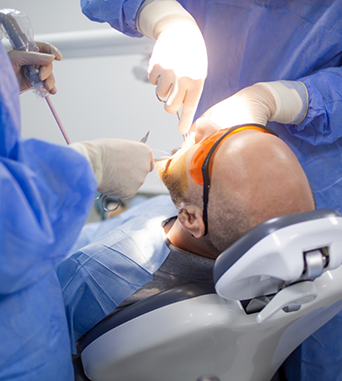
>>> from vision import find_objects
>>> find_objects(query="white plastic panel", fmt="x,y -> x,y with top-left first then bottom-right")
215,216 -> 342,301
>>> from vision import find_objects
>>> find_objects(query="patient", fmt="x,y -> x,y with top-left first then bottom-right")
58,118 -> 315,352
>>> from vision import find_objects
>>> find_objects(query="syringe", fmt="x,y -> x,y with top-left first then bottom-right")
0,9 -> 71,145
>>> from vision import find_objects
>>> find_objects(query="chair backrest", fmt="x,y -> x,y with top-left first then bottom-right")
214,209 -> 342,323
80,209 -> 342,381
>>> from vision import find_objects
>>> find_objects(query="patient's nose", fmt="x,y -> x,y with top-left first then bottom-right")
193,117 -> 220,144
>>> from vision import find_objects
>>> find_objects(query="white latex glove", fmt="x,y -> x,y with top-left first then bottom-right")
70,139 -> 154,199
8,41 -> 63,94
200,80 -> 308,128
138,0 -> 208,134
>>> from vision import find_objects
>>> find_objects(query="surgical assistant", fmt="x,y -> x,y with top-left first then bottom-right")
80,1 -> 342,380
0,42 -> 96,381
0,39 -> 153,381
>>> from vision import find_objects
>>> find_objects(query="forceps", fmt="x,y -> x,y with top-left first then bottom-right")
96,131 -> 151,212
155,91 -> 189,141
156,92 -> 181,121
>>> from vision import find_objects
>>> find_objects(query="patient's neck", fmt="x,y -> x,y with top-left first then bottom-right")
165,218 -> 219,259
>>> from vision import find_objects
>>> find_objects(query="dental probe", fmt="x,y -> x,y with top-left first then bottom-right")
140,131 -> 150,144
0,9 -> 71,144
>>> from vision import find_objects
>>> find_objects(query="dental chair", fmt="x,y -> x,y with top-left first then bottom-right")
75,209 -> 342,381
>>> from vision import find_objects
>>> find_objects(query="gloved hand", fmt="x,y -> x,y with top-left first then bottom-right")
70,139 -> 154,199
200,80 -> 308,128
8,41 -> 63,94
137,0 -> 208,134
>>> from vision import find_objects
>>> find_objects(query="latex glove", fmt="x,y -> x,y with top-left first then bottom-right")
70,139 -> 154,199
137,0 -> 208,134
8,41 -> 63,94
200,80 -> 308,128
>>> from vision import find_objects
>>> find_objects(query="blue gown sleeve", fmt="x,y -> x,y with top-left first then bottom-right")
81,0 -> 146,37
0,138 -> 97,295
286,67 -> 342,146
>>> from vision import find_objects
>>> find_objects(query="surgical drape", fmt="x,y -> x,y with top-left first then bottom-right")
57,195 -> 177,352
80,1 -> 342,379
0,43 -> 97,380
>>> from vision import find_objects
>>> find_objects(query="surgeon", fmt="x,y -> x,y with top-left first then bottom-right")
80,1 -> 342,379
0,39 -> 153,381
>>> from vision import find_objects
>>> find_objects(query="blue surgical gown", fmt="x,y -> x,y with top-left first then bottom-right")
80,1 -> 342,379
0,43 -> 97,380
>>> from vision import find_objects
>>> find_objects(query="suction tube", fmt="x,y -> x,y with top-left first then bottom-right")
0,9 -> 48,97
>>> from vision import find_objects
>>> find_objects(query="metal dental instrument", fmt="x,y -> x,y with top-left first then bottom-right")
156,92 -> 181,120
95,193 -> 122,213
155,91 -> 189,141
140,130 -> 150,144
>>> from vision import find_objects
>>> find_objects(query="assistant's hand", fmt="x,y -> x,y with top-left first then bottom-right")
8,41 -> 63,94
138,0 -> 208,134
70,139 -> 154,199
200,81 -> 308,128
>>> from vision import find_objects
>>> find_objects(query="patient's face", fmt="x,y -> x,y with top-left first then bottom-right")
156,118 -> 221,204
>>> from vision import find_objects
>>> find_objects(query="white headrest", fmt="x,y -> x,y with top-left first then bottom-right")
214,209 -> 342,301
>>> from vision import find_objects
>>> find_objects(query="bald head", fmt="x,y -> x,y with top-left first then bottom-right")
211,130 -> 314,226
208,129 -> 315,252
157,121 -> 315,257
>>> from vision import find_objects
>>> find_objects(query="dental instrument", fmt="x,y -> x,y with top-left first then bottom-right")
0,9 -> 71,144
156,90 -> 189,140
140,130 -> 150,144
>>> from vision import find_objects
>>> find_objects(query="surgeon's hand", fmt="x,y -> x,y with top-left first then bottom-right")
70,139 -> 154,199
8,41 -> 63,94
200,80 -> 308,128
138,0 -> 208,134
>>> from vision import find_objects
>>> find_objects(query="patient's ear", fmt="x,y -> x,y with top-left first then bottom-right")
178,205 -> 206,238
